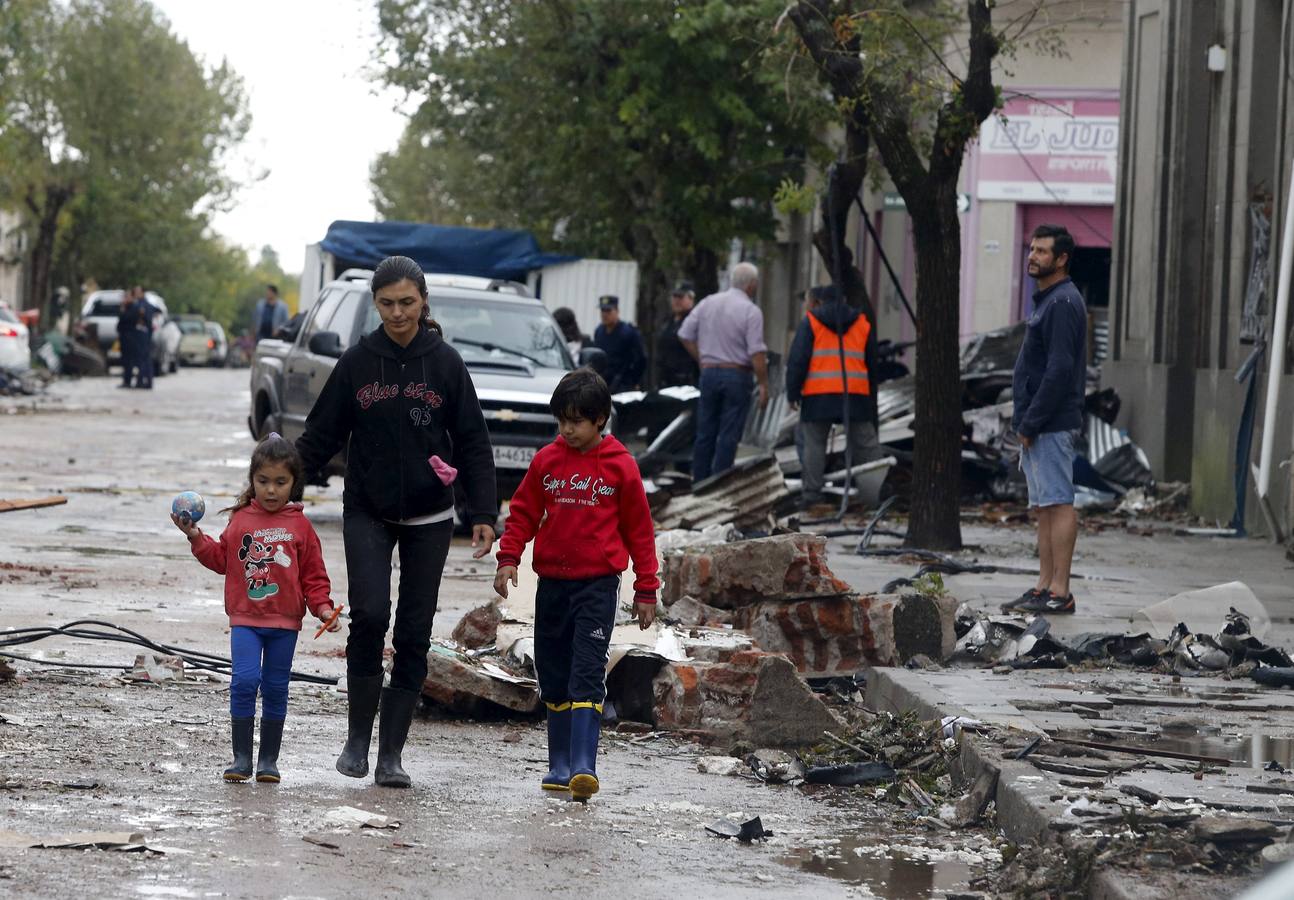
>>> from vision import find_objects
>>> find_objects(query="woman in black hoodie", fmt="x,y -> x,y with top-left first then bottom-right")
297,255 -> 497,788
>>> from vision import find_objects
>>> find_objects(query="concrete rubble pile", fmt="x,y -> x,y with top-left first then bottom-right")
419,532 -> 961,749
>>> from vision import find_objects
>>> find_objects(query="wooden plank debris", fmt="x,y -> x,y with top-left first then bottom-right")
0,495 -> 68,514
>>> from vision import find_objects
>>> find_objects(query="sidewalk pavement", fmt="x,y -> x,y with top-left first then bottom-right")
818,520 -> 1294,898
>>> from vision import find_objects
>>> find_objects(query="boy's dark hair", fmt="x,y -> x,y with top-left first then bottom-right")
550,368 -> 612,425
1031,224 -> 1075,271
224,433 -> 306,513
267,284 -> 279,295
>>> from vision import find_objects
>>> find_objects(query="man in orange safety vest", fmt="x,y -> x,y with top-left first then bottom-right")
785,285 -> 883,509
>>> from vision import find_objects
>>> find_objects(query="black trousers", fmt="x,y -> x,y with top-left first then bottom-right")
342,506 -> 453,692
534,575 -> 618,704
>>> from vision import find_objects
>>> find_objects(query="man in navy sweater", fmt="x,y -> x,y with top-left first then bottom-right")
1004,225 -> 1087,615
592,295 -> 646,393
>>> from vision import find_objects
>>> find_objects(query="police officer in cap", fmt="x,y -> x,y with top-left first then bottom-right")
655,281 -> 699,388
592,295 -> 646,393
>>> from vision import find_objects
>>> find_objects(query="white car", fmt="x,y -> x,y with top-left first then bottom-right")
176,315 -> 212,366
0,303 -> 31,370
81,289 -> 179,375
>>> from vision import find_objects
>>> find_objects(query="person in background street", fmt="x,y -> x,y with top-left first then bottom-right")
132,285 -> 155,389
494,368 -> 658,802
296,255 -> 497,789
785,284 -> 883,509
655,281 -> 699,388
254,284 -> 289,344
170,434 -> 341,783
116,287 -> 140,389
592,295 -> 646,392
552,307 -> 591,361
1003,224 -> 1087,616
678,261 -> 770,482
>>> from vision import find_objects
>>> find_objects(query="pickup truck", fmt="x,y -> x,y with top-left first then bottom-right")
249,269 -> 606,503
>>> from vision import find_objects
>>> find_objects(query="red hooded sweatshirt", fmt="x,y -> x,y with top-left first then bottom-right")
497,435 -> 659,603
189,500 -> 334,630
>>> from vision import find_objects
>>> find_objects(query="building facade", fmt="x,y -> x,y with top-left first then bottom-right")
759,2 -> 1127,365
1107,0 -> 1294,536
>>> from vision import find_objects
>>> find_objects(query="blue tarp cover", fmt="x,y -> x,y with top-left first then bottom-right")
319,220 -> 577,282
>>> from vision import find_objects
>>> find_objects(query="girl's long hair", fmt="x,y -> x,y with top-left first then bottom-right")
371,255 -> 442,336
223,433 -> 306,514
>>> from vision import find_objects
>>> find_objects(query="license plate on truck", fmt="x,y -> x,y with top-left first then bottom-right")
492,445 -> 537,468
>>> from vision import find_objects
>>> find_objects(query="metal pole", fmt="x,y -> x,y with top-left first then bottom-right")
1255,159 -> 1294,542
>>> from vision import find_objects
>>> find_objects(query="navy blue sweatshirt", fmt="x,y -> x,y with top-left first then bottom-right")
296,325 -> 498,525
1012,278 -> 1087,439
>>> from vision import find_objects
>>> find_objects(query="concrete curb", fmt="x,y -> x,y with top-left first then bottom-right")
865,667 -> 1064,847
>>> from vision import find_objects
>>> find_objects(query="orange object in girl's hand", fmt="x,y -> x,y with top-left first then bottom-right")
314,604 -> 344,639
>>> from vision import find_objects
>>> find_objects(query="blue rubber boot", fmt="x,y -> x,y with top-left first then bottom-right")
568,702 -> 602,801
542,702 -> 572,791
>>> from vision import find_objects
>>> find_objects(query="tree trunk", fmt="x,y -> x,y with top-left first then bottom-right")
24,184 -> 74,321
904,188 -> 964,550
683,245 -> 719,301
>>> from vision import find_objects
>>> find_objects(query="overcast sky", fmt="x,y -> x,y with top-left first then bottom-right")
151,0 -> 411,274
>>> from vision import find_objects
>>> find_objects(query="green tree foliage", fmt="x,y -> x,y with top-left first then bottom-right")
373,0 -> 830,325
0,0 -> 253,328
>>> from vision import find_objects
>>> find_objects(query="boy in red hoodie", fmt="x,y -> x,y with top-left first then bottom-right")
494,369 -> 658,801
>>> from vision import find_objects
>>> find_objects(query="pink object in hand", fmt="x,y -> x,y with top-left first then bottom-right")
429,455 -> 458,485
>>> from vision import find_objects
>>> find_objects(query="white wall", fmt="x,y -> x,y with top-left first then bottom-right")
529,259 -> 639,337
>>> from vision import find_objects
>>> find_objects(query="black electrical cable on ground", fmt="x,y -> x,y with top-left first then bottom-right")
0,619 -> 338,685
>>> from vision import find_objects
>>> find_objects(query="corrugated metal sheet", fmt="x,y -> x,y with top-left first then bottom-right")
529,259 -> 640,337
654,455 -> 789,531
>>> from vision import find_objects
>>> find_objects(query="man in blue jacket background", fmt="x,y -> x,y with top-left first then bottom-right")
592,295 -> 646,393
1004,224 -> 1087,616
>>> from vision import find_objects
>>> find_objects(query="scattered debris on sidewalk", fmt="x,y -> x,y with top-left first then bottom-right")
320,806 -> 401,830
705,815 -> 770,842
450,599 -> 502,649
122,653 -> 186,684
0,829 -> 168,853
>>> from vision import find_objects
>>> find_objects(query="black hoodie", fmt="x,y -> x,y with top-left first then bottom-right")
296,325 -> 497,525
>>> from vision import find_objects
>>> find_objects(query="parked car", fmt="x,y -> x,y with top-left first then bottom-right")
205,321 -> 228,367
250,270 -> 607,504
176,315 -> 213,366
80,289 -> 180,376
0,303 -> 30,371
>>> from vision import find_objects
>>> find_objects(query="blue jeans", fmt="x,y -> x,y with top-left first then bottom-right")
229,626 -> 297,719
1021,430 -> 1077,508
693,368 -> 754,482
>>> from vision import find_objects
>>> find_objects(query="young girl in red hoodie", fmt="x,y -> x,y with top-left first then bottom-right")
171,434 -> 339,783
494,369 -> 658,801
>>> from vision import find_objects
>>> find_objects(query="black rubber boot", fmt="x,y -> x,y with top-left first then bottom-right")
224,717 -> 254,782
335,674 -> 383,778
374,687 -> 418,788
256,718 -> 284,783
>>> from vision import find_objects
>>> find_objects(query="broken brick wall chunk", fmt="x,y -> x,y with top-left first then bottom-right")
651,651 -> 844,748
662,534 -> 850,609
732,592 -> 959,675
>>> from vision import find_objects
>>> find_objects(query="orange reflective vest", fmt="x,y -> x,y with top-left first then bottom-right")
803,310 -> 871,396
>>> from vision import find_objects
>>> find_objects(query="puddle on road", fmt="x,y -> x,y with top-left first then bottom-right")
1148,731 -> 1294,769
783,836 -> 975,897
135,886 -> 198,898
221,457 -> 249,468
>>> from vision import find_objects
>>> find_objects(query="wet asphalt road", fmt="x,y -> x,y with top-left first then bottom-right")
0,369 -> 995,899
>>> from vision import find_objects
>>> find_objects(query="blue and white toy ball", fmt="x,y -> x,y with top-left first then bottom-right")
172,491 -> 206,525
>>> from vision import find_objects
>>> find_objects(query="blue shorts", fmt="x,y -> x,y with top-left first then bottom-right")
1021,430 -> 1076,508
